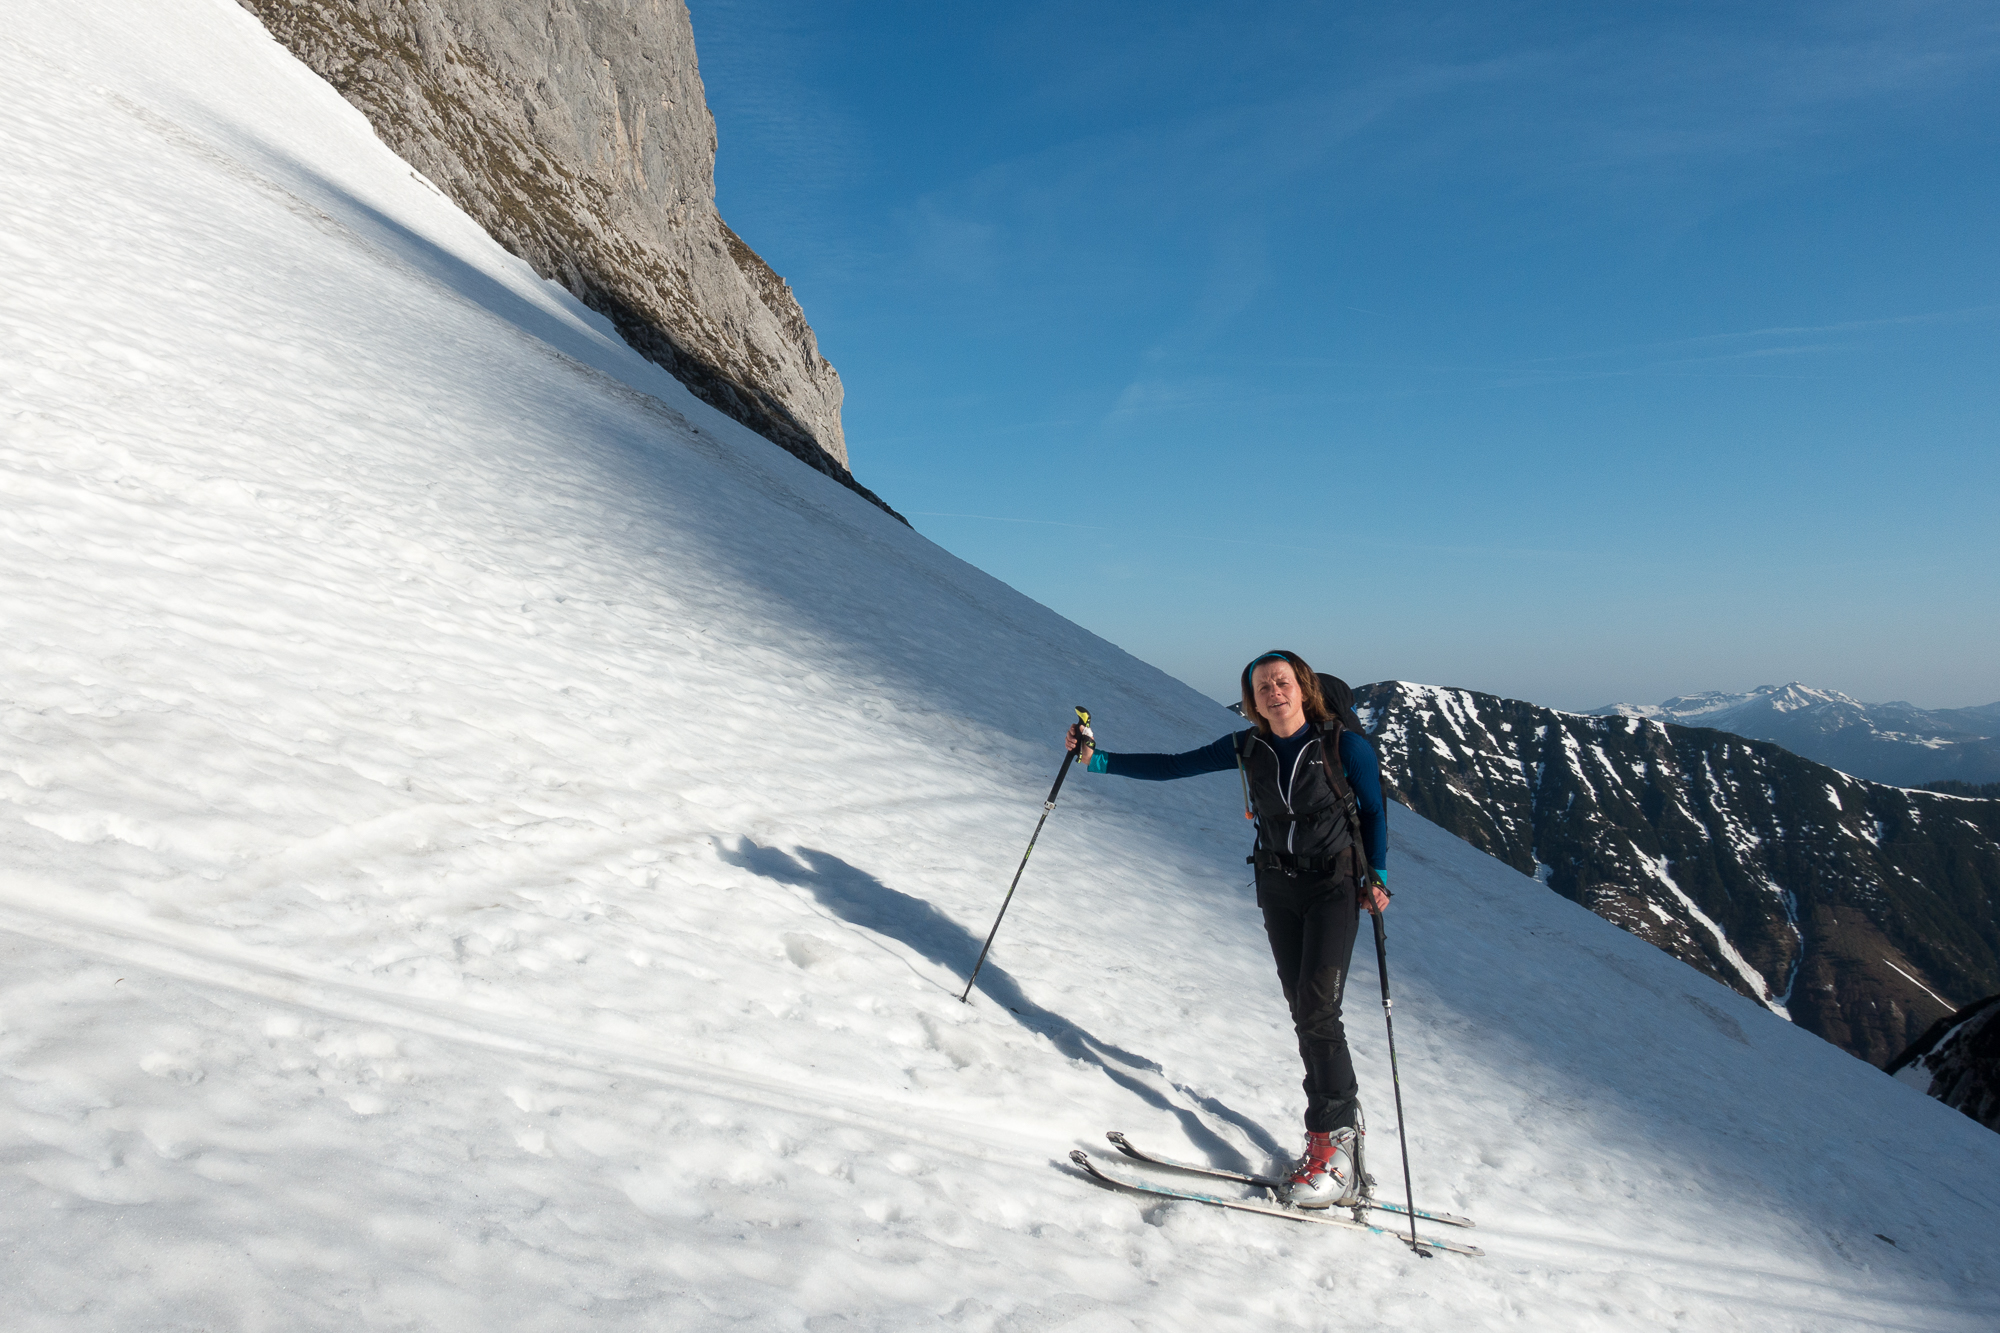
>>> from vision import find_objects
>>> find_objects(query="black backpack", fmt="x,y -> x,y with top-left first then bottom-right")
1316,672 -> 1367,737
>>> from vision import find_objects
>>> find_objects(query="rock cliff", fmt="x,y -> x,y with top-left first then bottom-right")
238,0 -> 898,517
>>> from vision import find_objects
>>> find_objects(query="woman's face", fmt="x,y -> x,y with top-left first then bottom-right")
1252,660 -> 1303,727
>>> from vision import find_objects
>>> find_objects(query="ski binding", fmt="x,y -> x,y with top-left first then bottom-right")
1105,1131 -> 1474,1229
1071,1150 -> 1483,1258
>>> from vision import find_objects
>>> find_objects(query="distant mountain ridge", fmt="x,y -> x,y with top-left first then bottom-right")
1355,681 -> 2000,1068
1591,683 -> 2000,788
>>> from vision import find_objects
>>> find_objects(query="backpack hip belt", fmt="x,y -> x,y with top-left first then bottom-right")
1249,843 -> 1362,881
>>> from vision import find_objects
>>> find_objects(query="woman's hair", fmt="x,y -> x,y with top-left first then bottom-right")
1239,650 -> 1329,735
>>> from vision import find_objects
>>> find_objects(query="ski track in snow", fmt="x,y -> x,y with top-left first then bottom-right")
3,3 -> 2000,1328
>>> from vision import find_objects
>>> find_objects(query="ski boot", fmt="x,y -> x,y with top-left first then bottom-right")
1282,1124 -> 1364,1209
1345,1104 -> 1380,1220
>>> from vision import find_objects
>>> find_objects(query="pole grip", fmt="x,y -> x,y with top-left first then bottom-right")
1373,909 -> 1391,1003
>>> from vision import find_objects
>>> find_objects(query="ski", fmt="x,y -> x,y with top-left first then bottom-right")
1070,1151 -> 1484,1258
1105,1131 -> 1475,1229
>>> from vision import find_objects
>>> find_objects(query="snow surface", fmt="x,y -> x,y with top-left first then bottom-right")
5,2 -> 2000,1329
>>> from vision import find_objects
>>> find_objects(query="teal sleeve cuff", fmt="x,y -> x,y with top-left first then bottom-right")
1087,751 -> 1108,773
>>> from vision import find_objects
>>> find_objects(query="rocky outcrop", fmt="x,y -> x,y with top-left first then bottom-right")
1355,681 -> 2000,1068
238,0 -> 900,518
1887,994 -> 1999,1132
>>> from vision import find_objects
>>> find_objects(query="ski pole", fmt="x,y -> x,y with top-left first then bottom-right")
1372,905 -> 1430,1258
960,706 -> 1092,1004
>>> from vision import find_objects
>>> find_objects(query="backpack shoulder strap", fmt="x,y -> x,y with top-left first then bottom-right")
1233,728 -> 1257,826
1315,719 -> 1350,783
1313,719 -> 1362,841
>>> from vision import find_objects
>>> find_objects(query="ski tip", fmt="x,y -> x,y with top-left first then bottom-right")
1069,1149 -> 1091,1168
1105,1130 -> 1133,1152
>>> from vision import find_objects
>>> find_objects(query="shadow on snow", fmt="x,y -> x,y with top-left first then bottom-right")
720,837 -> 1287,1171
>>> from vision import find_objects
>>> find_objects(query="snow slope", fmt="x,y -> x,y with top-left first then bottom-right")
4,3 -> 1998,1328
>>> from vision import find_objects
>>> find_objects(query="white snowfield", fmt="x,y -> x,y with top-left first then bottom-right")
3,3 -> 1997,1329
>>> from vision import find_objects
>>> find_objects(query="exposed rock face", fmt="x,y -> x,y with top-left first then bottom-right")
1888,994 -> 2000,1132
1355,681 -> 2000,1068
238,0 -> 900,517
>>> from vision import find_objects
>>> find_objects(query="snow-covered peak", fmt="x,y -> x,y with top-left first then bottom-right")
1758,682 -> 1864,713
1588,683 -> 2000,786
1596,682 -> 1863,721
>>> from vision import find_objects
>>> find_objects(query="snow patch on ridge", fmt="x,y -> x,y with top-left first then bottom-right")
1637,853 -> 1788,1020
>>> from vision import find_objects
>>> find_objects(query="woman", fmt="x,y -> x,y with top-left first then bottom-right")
1066,650 -> 1389,1208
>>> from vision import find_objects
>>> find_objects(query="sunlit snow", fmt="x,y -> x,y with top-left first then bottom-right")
3,2 -> 1999,1329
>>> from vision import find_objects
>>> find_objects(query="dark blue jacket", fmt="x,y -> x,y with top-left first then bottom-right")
1089,725 -> 1387,873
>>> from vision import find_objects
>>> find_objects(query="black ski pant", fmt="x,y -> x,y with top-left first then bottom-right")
1255,858 -> 1362,1133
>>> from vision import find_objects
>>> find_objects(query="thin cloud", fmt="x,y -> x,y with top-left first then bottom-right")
1522,304 -> 2000,368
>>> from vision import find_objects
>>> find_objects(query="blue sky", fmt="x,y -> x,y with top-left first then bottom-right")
690,1 -> 2000,711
